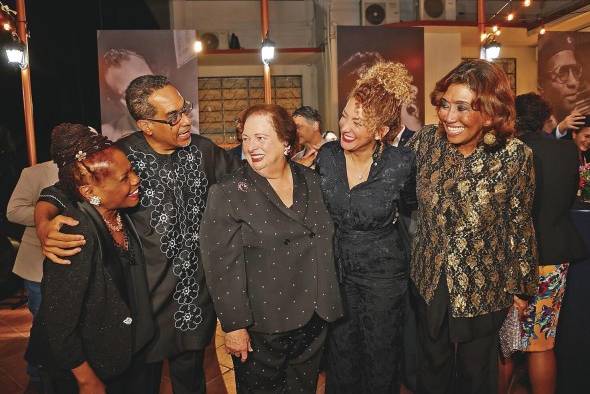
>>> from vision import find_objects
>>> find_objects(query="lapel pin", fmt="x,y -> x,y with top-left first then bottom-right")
237,181 -> 249,192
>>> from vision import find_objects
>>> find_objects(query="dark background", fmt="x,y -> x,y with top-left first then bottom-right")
0,0 -> 168,239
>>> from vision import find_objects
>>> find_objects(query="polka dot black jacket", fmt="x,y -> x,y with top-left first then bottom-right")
200,161 -> 344,334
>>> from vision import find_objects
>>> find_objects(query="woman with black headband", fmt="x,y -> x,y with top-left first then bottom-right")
28,123 -> 155,394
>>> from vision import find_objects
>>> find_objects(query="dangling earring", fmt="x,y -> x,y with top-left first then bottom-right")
283,145 -> 291,156
89,195 -> 101,206
483,131 -> 497,146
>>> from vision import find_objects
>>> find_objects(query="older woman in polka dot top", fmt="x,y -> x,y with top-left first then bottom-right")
200,104 -> 343,393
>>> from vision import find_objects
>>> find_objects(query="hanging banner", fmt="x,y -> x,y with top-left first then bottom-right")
97,30 -> 199,141
337,26 -> 425,133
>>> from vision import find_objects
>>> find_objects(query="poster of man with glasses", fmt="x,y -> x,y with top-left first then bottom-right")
538,32 -> 590,139
97,30 -> 199,141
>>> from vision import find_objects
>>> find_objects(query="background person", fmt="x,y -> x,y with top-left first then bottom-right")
6,160 -> 58,389
317,61 -> 417,394
228,109 -> 246,161
572,125 -> 590,165
408,60 -> 537,394
291,106 -> 337,168
201,104 -> 342,393
498,93 -> 587,394
28,123 -> 155,393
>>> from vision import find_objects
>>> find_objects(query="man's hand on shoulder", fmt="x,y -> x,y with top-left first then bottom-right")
38,213 -> 85,265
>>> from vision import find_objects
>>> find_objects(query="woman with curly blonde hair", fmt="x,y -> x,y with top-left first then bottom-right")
316,61 -> 417,393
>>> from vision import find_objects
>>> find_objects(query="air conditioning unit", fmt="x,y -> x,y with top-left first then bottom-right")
199,32 -> 229,50
361,1 -> 400,26
419,0 -> 456,21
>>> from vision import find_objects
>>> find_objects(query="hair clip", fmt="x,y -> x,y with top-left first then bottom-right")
75,150 -> 87,161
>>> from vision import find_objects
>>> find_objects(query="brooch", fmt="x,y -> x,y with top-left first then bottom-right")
237,181 -> 249,192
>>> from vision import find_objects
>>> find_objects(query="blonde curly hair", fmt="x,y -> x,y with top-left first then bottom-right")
349,61 -> 413,144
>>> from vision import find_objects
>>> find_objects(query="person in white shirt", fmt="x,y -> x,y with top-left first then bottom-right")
6,160 -> 59,386
291,106 -> 337,168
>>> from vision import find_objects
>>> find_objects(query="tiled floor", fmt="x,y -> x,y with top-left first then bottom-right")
0,290 -> 325,394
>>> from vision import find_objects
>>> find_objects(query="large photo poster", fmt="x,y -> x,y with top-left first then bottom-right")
538,31 -> 590,137
97,30 -> 199,141
337,26 -> 425,133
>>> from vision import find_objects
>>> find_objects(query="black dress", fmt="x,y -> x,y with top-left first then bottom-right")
316,141 -> 416,394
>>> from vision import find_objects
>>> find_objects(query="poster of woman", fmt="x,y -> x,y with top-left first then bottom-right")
337,26 -> 425,135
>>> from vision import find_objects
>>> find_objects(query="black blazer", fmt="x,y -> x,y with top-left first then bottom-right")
29,202 -> 151,380
200,161 -> 343,334
520,132 -> 587,264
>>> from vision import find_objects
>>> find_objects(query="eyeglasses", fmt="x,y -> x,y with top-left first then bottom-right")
547,63 -> 583,84
144,100 -> 193,127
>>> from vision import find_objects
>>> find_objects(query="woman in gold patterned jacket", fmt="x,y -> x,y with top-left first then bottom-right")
407,59 -> 537,394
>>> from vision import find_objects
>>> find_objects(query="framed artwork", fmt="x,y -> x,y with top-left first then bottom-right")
463,57 -> 517,94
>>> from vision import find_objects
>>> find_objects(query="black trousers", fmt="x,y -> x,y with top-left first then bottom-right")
413,280 -> 503,394
148,350 -> 206,394
39,352 -> 161,394
233,314 -> 327,394
325,273 -> 406,394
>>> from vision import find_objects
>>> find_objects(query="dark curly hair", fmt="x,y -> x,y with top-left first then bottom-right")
51,123 -> 121,201
515,93 -> 552,136
431,59 -> 515,152
125,74 -> 171,121
240,104 -> 297,149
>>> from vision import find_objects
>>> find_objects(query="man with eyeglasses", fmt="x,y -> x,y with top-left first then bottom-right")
538,33 -> 590,139
35,75 -> 239,393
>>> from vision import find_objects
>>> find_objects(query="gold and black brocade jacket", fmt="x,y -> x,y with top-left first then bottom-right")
408,125 -> 538,318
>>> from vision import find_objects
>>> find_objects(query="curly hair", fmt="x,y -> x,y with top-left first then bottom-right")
348,61 -> 413,144
431,59 -> 515,152
515,93 -> 552,136
51,123 -> 121,201
240,104 -> 297,149
125,74 -> 171,121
